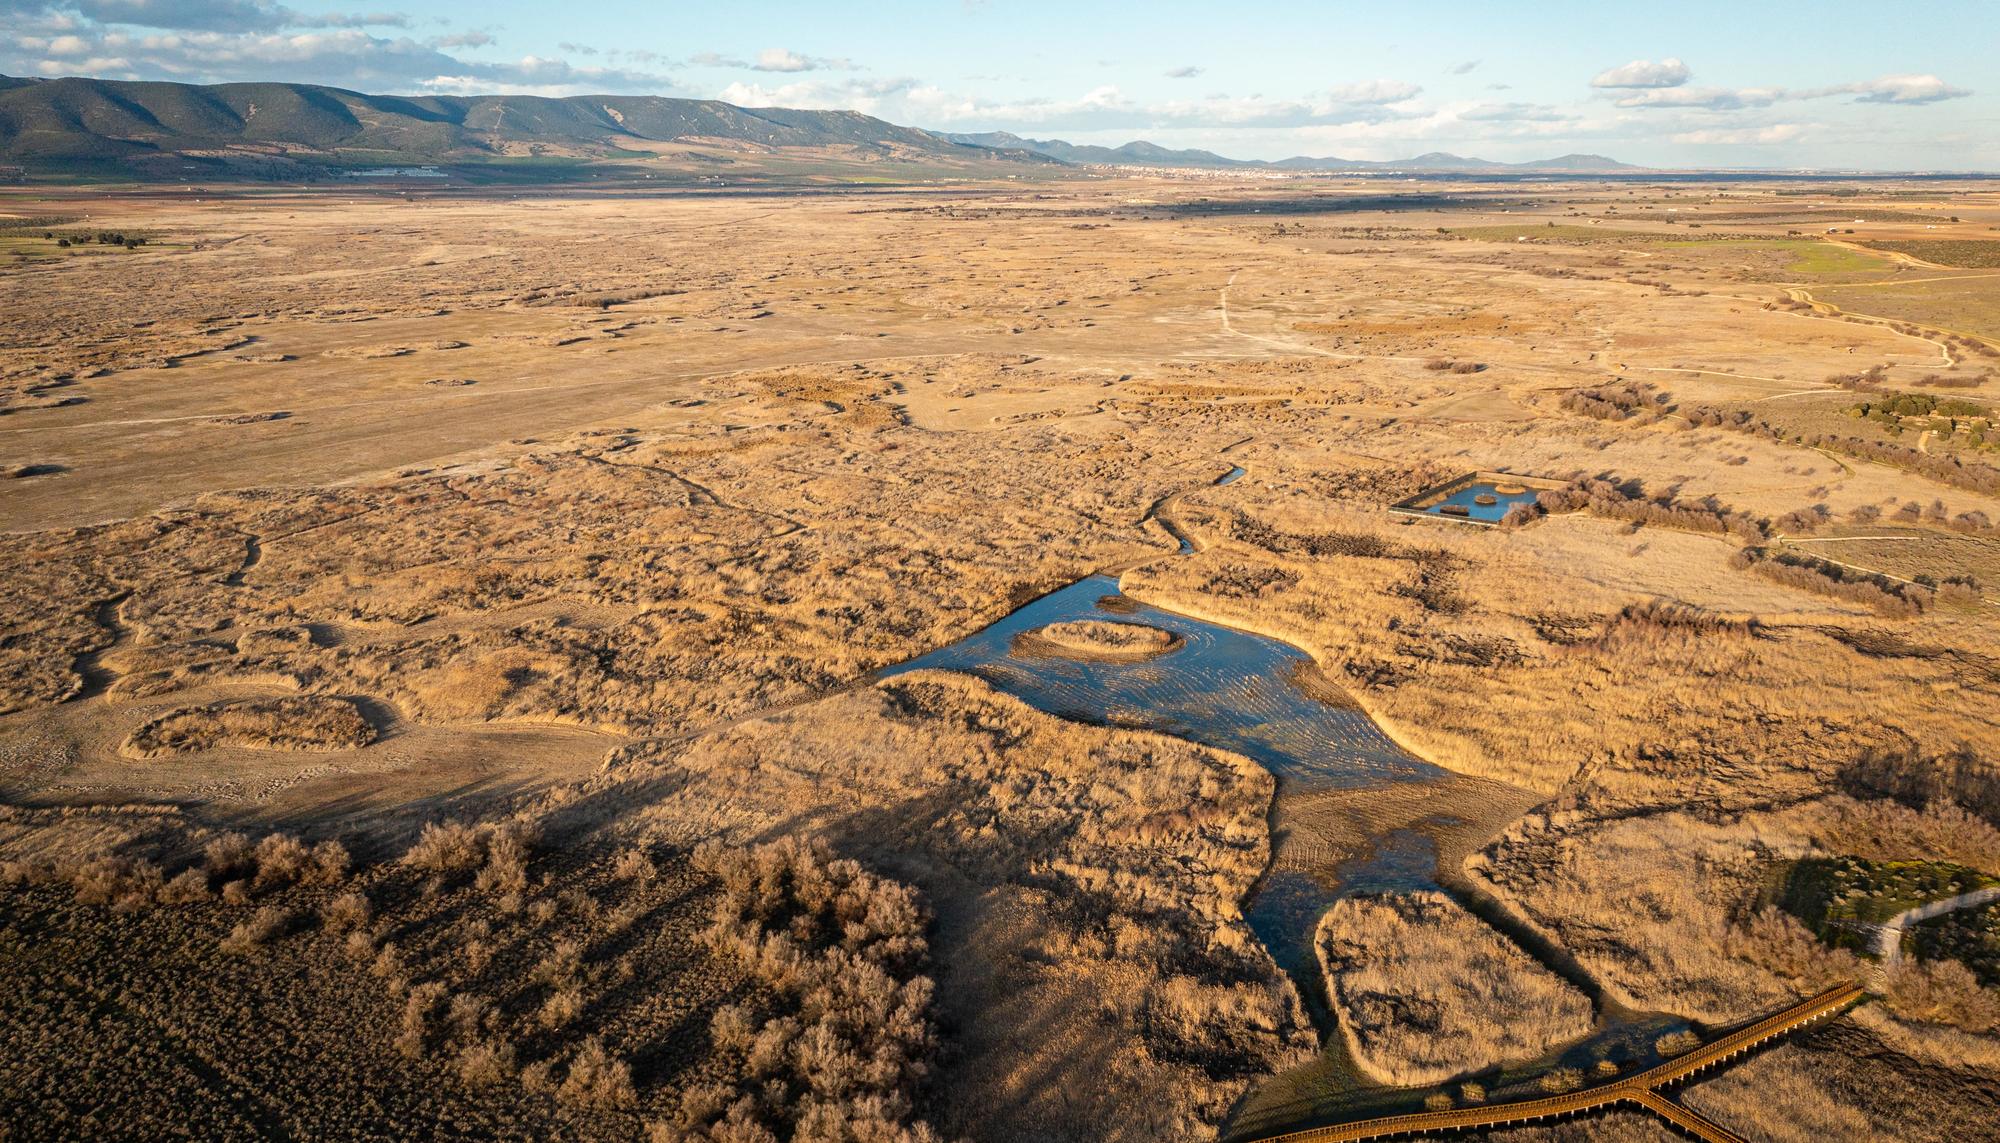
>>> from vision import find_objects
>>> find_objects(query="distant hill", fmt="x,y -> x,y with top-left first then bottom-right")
945,132 -> 1639,173
0,73 -> 1642,181
0,73 -> 1057,179
946,133 -> 1246,169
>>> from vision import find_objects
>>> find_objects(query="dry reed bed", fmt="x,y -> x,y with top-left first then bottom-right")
1315,891 -> 1593,1087
566,671 -> 1316,1142
1019,619 -> 1181,659
120,696 -> 375,758
0,665 -> 1328,1143
0,416 -> 1190,740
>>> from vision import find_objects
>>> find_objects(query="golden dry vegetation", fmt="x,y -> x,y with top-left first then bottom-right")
3,176 -> 2000,1141
1315,891 -> 1593,1086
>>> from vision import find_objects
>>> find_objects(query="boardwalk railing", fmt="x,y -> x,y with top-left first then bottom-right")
1240,981 -> 1865,1143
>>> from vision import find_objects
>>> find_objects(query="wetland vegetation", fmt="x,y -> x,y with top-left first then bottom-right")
2,169 -> 1998,1143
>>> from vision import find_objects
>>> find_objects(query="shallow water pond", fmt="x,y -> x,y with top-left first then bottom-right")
880,574 -> 1438,789
875,487 -> 1678,1133
1417,480 -> 1540,523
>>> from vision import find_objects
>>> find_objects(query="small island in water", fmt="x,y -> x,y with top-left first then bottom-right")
1015,618 -> 1184,660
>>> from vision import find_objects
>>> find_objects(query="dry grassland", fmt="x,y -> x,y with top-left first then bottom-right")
3,177 -> 1999,1141
1316,891 -> 1593,1086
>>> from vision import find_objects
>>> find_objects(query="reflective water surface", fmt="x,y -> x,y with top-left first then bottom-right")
881,574 -> 1440,790
1418,480 -> 1540,523
875,478 -> 1685,1132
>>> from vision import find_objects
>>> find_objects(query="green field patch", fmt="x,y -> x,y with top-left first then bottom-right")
1777,856 -> 1996,951
1658,238 -> 1888,275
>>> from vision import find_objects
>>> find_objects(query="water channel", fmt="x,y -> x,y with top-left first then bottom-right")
879,464 -> 1688,1132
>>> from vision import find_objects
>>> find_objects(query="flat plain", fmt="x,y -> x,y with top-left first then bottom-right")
3,175 -> 2000,1143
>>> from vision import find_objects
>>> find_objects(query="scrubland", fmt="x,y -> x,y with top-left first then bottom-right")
2,177 -> 1999,1140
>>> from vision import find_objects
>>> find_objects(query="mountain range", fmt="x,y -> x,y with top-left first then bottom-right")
942,131 -> 1639,173
0,73 -> 1638,180
0,73 -> 1053,178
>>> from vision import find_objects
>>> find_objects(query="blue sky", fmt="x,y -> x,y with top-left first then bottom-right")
2,0 -> 1993,168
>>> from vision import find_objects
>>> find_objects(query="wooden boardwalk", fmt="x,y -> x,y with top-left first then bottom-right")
1241,981 -> 1865,1143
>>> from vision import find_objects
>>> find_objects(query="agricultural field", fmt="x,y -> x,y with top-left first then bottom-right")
1661,238 -> 1894,277
2,174 -> 1999,1143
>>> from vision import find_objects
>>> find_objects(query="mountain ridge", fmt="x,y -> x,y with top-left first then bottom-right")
943,131 -> 1639,172
0,72 -> 1055,176
0,72 -> 1640,180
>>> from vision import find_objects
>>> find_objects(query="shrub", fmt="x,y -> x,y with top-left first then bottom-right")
204,832 -> 254,878
476,825 -> 532,894
398,982 -> 446,1058
1538,1067 -> 1584,1093
1540,478 -> 1765,540
1883,958 -> 2000,1033
221,906 -> 292,954
404,821 -> 484,873
612,845 -> 657,883
1561,382 -> 1666,423
1737,547 -> 1928,617
252,833 -> 312,889
158,868 -> 212,904
303,840 -> 351,886
1656,1029 -> 1701,1057
558,1037 -> 637,1109
538,986 -> 585,1030
456,1039 -> 518,1087
321,891 -> 372,932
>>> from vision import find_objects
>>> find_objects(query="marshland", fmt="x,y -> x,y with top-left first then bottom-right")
3,171 -> 2000,1143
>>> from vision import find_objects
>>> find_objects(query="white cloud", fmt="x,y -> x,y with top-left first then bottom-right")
1612,85 -> 1781,110
1448,60 -> 1479,75
4,24 -> 679,94
1810,74 -> 1970,105
883,80 -> 1428,132
1614,73 -> 1968,112
717,76 -> 918,116
1591,57 -> 1691,89
1459,101 -> 1575,123
1671,123 -> 1806,145
1164,65 -> 1201,79
10,0 -> 406,33
72,0 -> 293,31
685,48 -> 856,73
35,53 -> 128,73
1324,79 -> 1422,104
751,47 -> 854,73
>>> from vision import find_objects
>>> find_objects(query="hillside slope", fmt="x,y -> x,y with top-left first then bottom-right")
0,73 -> 1052,178
945,131 -> 1638,173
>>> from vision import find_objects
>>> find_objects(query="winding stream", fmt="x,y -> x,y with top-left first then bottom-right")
878,463 -> 1688,1133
